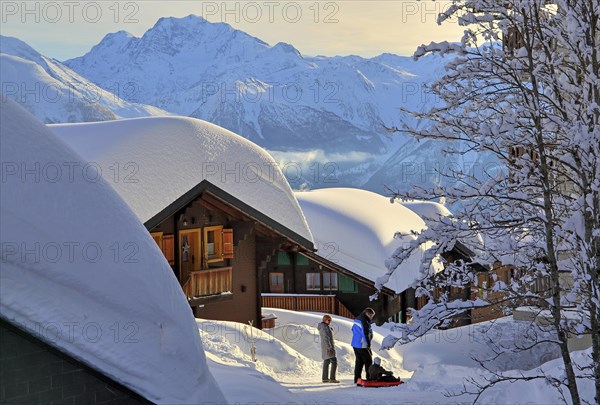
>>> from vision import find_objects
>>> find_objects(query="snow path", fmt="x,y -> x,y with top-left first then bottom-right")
199,308 -> 595,404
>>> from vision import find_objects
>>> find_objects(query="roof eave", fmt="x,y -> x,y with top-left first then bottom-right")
144,180 -> 314,251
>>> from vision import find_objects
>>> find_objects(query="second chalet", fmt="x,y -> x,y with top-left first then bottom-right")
263,188 -> 480,326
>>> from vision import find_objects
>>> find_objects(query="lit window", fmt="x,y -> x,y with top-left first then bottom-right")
207,230 -> 215,256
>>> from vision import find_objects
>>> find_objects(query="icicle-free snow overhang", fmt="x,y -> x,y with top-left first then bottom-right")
50,116 -> 314,251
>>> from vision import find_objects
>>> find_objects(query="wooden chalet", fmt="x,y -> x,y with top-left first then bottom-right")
146,180 -> 313,326
261,250 -> 401,325
52,116 -> 315,329
259,189 -> 490,327
261,235 -> 483,327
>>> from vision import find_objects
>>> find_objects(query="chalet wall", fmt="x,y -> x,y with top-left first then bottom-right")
337,282 -> 379,321
0,319 -> 147,405
150,199 -> 229,270
149,196 -> 262,326
194,232 -> 259,326
262,255 -> 401,325
264,252 -> 295,293
152,215 -> 175,234
340,283 -> 401,325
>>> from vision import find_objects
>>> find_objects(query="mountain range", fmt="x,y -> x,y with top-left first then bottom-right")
0,36 -> 167,123
1,15 -> 496,193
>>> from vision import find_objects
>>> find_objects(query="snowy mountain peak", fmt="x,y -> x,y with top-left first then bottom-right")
270,42 -> 302,57
0,35 -> 45,65
107,29 -> 135,39
60,16 -> 485,194
142,14 -> 268,48
154,14 -> 210,28
91,30 -> 137,55
102,29 -> 136,43
0,36 -> 167,123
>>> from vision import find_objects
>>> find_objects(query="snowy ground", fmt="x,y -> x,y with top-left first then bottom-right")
198,309 -> 595,405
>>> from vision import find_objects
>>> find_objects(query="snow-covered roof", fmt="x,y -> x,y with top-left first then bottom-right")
50,117 -> 313,245
399,200 -> 453,222
0,99 -> 224,404
401,199 -> 486,261
295,188 -> 441,293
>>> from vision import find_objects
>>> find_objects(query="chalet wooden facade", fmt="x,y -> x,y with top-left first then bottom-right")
261,251 -> 401,325
145,180 -> 314,327
53,117 -> 316,330
263,189 -> 493,327
260,239 -> 486,326
470,262 -> 553,323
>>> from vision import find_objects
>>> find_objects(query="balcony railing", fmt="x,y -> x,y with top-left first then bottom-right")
261,293 -> 354,319
183,267 -> 232,299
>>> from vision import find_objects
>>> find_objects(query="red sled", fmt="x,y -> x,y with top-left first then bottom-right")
357,378 -> 403,387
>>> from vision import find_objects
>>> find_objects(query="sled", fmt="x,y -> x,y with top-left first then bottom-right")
356,378 -> 403,388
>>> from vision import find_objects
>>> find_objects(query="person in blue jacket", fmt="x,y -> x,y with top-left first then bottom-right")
351,307 -> 375,383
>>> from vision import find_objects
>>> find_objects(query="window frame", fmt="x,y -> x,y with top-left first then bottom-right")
322,272 -> 338,291
306,273 -> 321,291
269,272 -> 285,293
204,225 -> 224,263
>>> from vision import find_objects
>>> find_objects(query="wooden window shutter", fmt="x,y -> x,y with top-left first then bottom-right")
151,232 -> 163,247
162,234 -> 175,264
222,229 -> 234,259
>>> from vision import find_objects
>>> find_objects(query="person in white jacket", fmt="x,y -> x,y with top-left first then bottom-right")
317,314 -> 339,383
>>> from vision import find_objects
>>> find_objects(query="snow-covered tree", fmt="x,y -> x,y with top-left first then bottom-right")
383,1 -> 599,403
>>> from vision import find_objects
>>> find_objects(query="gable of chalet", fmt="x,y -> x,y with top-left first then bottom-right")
144,179 -> 314,251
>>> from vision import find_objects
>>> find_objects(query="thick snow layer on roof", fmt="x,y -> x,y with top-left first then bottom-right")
50,117 -> 312,244
400,200 -> 453,222
401,199 -> 486,262
0,99 -> 225,404
295,188 -> 440,293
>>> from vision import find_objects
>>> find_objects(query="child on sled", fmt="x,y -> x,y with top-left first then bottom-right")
367,357 -> 400,383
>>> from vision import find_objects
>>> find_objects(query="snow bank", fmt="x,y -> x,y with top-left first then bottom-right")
199,312 -> 413,404
197,308 -> 595,404
383,316 -> 595,403
295,188 -> 441,293
403,346 -> 595,404
392,317 -> 560,372
207,359 -> 298,404
197,319 -> 320,382
50,117 -> 312,244
0,99 -> 224,404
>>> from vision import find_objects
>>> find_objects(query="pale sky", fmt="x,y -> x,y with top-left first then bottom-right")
1,1 -> 465,60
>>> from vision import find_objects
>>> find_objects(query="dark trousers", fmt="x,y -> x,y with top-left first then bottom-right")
353,348 -> 372,383
322,357 -> 337,381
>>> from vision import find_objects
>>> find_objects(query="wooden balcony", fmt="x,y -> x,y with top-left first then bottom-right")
261,294 -> 354,319
182,267 -> 232,299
